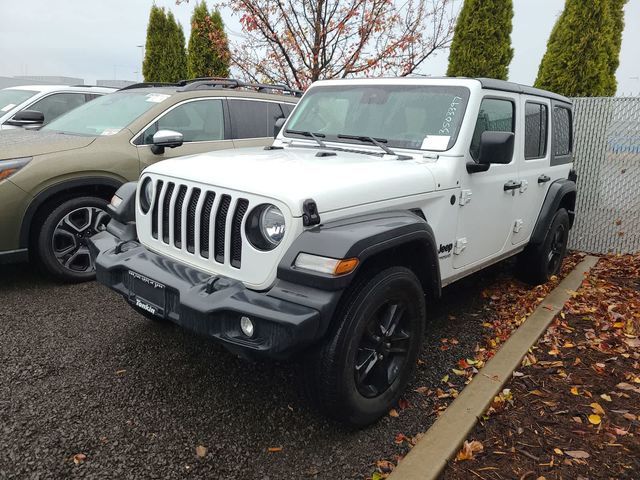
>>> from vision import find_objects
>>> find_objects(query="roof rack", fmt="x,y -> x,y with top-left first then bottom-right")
179,77 -> 303,97
118,82 -> 178,91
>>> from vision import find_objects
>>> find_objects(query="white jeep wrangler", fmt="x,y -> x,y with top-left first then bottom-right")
90,78 -> 576,426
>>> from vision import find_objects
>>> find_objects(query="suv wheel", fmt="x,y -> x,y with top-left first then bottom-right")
517,208 -> 570,285
302,266 -> 425,426
36,197 -> 110,282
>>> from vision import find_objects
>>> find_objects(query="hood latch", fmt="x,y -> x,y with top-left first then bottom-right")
302,199 -> 321,227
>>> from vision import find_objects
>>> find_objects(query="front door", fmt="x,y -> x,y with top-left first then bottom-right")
453,96 -> 520,269
136,98 -> 233,171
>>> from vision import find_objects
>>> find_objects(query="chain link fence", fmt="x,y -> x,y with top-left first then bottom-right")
569,97 -> 640,254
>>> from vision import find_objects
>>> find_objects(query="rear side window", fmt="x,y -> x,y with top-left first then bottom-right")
229,100 -> 286,139
553,106 -> 572,156
470,98 -> 514,160
524,102 -> 548,159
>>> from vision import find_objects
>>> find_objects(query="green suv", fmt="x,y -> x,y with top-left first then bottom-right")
0,78 -> 299,281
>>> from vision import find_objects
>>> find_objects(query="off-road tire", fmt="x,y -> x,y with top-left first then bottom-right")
301,266 -> 426,427
36,196 -> 109,282
517,208 -> 570,285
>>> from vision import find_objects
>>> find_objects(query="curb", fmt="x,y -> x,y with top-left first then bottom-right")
388,255 -> 600,480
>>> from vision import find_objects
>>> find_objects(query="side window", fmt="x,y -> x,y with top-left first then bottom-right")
26,93 -> 86,125
85,93 -> 102,102
553,106 -> 572,156
281,103 -> 295,116
524,102 -> 548,159
140,99 -> 224,144
229,100 -> 283,139
470,98 -> 514,160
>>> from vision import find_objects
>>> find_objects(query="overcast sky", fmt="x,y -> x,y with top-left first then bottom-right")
0,0 -> 638,95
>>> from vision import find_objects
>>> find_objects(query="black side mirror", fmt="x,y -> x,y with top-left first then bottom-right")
273,117 -> 286,138
6,110 -> 45,128
467,131 -> 515,173
151,129 -> 184,155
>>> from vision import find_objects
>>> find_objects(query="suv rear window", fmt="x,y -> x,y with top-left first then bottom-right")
553,106 -> 572,156
229,100 -> 289,139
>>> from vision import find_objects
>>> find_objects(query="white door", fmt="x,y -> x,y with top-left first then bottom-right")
453,95 -> 520,269
512,97 -> 552,245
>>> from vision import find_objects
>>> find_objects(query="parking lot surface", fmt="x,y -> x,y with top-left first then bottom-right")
0,262 -> 507,479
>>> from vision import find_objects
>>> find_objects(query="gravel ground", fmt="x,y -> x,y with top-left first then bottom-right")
0,261 -> 510,479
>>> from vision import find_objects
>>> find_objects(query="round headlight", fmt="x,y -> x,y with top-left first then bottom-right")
246,204 -> 286,251
140,177 -> 153,214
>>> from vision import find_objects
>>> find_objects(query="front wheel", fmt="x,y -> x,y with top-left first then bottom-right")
302,266 -> 426,426
517,208 -> 570,285
36,197 -> 110,282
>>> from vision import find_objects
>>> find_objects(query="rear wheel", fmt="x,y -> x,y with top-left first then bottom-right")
36,197 -> 110,282
517,208 -> 570,285
302,266 -> 426,426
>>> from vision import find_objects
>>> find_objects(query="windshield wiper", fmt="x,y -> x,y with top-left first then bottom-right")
336,134 -> 412,160
285,129 -> 327,148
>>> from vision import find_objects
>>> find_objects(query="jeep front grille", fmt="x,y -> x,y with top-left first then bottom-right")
150,181 -> 250,268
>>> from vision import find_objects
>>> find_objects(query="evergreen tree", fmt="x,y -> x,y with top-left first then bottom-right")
166,12 -> 188,82
535,0 -> 621,97
142,5 -> 168,82
187,2 -> 231,79
603,0 -> 627,95
446,0 -> 514,80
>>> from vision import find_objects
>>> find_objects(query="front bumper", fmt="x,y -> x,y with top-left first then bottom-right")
90,226 -> 341,359
0,179 -> 32,259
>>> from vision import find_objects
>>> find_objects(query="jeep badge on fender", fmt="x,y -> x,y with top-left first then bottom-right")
89,77 -> 576,426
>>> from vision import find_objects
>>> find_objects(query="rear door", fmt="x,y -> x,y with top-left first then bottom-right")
511,97 -> 551,245
135,97 -> 232,171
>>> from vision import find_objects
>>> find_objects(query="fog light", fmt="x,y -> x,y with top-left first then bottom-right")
240,316 -> 254,337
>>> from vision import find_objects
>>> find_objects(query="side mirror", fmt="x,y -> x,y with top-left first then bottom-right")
151,129 -> 184,155
6,110 -> 45,128
467,131 -> 515,173
273,117 -> 286,138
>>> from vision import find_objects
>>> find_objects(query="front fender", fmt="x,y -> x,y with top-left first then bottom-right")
277,211 -> 441,295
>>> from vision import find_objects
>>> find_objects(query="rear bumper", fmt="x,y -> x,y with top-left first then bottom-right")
90,227 -> 341,359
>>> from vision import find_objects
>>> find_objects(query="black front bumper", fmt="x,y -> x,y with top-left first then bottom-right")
90,228 -> 341,359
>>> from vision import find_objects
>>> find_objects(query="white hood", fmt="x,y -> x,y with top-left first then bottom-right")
145,146 -> 436,216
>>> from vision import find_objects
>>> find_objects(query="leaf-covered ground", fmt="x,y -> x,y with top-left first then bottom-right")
371,252 -> 586,479
442,253 -> 640,479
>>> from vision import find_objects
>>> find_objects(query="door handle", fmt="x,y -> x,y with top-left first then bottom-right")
503,180 -> 522,191
538,174 -> 551,184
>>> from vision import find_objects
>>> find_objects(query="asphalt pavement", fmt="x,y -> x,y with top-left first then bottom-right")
0,261 -> 506,479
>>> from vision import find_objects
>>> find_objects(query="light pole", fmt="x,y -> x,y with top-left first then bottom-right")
137,45 -> 144,81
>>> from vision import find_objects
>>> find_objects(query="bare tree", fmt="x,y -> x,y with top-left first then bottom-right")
178,0 -> 457,89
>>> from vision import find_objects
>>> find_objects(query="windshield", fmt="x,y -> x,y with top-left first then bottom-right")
284,84 -> 470,151
42,91 -> 172,136
0,89 -> 37,114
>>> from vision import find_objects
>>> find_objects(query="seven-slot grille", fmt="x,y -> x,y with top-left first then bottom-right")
149,180 -> 250,268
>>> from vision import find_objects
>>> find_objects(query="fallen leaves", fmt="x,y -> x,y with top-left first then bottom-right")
72,453 -> 87,465
565,450 -> 590,459
195,445 -> 207,458
455,440 -> 484,461
587,414 -> 601,425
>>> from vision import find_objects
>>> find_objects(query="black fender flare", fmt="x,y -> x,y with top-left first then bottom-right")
277,210 -> 441,297
529,178 -> 576,246
19,176 -> 123,248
